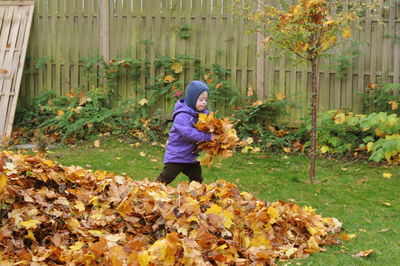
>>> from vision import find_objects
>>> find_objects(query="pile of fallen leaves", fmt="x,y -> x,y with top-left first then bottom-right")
0,151 -> 342,265
195,112 -> 241,166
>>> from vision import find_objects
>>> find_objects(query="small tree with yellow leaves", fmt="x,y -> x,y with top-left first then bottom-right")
233,0 -> 384,183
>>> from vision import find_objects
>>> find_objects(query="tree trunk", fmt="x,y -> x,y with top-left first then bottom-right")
309,56 -> 320,183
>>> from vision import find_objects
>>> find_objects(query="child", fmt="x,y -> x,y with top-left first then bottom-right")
156,80 -> 217,185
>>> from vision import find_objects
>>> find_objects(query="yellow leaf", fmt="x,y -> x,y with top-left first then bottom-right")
164,75 -> 175,83
57,110 -> 64,116
267,207 -> 279,224
205,204 -> 223,215
306,236 -> 320,252
139,152 -> 146,157
252,100 -> 263,106
26,230 -> 36,241
139,98 -> 148,106
74,201 -> 85,212
374,128 -> 386,137
0,174 -> 7,191
19,220 -> 41,229
138,250 -> 151,266
88,230 -> 104,236
246,137 -> 254,145
222,210 -> 235,228
382,173 -> 392,179
342,27 -> 351,38
340,232 -> 356,241
304,206 -> 316,213
285,247 -> 297,258
171,62 -> 183,74
276,92 -> 286,100
334,112 -> 346,124
320,145 -> 329,153
251,234 -> 271,248
366,142 -> 374,152
70,241 -> 85,251
307,226 -> 318,235
247,86 -> 254,97
65,217 -> 81,230
94,140 -> 101,148
283,147 -> 292,153
388,101 -> 398,110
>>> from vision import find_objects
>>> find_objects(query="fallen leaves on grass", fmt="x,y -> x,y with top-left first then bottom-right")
0,151 -> 342,265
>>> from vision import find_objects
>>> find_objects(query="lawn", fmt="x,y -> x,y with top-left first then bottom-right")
44,137 -> 399,265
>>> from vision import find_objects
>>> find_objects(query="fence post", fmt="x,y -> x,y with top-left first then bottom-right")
256,0 -> 266,99
99,0 -> 110,62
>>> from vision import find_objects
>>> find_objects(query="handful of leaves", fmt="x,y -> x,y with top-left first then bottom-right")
195,112 -> 240,166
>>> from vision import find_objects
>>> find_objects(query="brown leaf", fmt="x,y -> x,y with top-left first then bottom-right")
352,249 -> 374,258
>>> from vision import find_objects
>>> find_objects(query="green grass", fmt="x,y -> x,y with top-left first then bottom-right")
43,137 -> 399,265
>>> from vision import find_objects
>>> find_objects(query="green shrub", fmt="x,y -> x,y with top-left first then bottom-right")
233,97 -> 298,149
359,83 -> 400,115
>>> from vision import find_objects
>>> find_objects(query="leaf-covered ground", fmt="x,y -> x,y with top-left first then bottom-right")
0,151 -> 343,265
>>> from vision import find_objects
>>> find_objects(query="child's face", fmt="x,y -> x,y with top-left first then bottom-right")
196,91 -> 208,112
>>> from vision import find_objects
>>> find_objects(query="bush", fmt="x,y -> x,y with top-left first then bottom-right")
359,83 -> 400,116
233,96 -> 298,150
14,87 -> 167,143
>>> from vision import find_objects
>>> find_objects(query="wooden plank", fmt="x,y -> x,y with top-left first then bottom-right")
54,0 -> 61,95
381,3 -> 389,83
46,0 -> 54,92
0,2 -> 35,6
256,0 -> 265,99
99,0 -> 110,62
0,3 -> 34,137
226,1 -> 237,91
192,0 -> 202,78
394,20 -> 400,86
241,18 -> 249,96
0,7 -> 17,136
6,5 -> 34,135
365,5 -> 372,85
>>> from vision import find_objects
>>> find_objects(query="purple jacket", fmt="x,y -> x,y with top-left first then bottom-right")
164,99 -> 211,163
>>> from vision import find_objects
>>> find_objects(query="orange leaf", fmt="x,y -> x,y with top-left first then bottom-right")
352,249 -> 374,258
164,75 -> 175,83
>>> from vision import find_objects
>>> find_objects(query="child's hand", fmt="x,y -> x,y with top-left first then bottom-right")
211,133 -> 219,141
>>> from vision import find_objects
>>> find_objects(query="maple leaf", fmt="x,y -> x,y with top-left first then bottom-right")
215,83 -> 223,89
342,26 -> 351,38
139,98 -> 148,106
388,101 -> 398,110
352,249 -> 374,258
94,140 -> 101,147
164,75 -> 175,83
171,62 -> 183,73
247,87 -> 254,97
0,174 -> 7,191
334,112 -> 346,124
276,92 -> 286,100
382,173 -> 392,179
19,220 -> 41,229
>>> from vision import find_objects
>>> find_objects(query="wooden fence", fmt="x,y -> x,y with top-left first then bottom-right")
8,0 -> 400,125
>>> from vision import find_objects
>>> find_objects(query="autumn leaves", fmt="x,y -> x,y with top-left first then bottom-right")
0,151 -> 343,264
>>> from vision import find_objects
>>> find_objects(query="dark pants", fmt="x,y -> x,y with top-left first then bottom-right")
156,162 -> 203,185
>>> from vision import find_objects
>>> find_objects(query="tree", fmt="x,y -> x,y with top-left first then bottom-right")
233,0 -> 383,183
